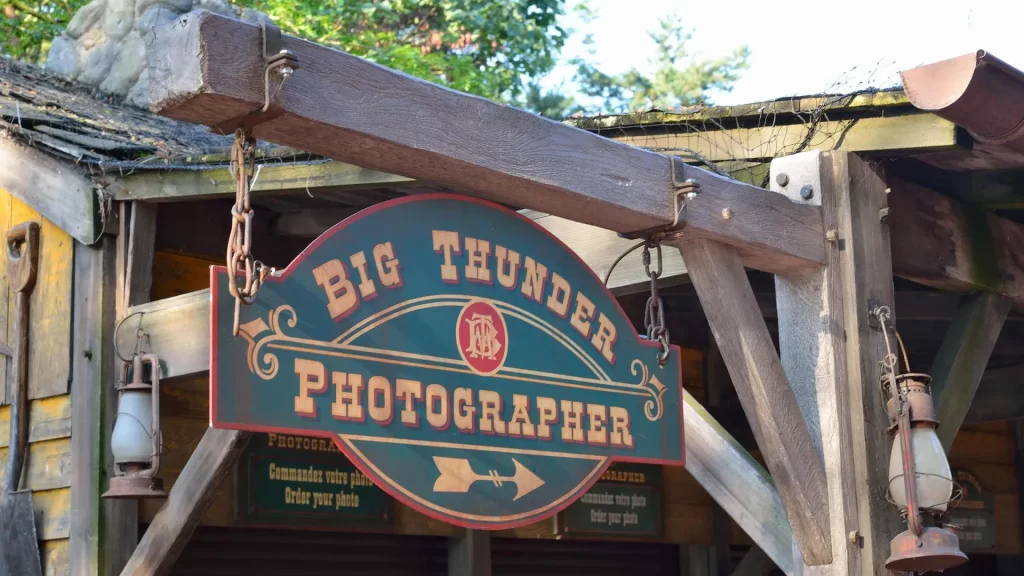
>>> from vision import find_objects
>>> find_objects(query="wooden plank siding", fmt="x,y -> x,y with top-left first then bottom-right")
950,422 -> 1023,554
0,188 -> 73,575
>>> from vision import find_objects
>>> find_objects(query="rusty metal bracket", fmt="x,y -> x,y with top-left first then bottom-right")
212,23 -> 300,134
618,156 -> 700,241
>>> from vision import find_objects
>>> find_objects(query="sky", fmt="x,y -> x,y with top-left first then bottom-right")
543,0 -> 1024,108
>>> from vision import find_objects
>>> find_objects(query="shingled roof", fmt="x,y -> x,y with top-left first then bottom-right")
0,57 -> 314,174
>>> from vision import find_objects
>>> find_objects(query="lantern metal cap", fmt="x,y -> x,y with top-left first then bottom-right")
101,475 -> 167,500
885,526 -> 968,572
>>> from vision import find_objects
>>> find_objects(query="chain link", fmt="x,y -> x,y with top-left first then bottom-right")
227,129 -> 273,335
642,240 -> 670,366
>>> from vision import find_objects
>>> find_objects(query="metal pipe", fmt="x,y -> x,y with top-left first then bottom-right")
902,50 -> 1024,155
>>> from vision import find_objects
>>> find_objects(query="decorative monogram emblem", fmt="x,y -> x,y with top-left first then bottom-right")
457,300 -> 508,375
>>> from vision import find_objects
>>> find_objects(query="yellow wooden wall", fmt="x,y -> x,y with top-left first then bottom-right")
0,189 -> 74,576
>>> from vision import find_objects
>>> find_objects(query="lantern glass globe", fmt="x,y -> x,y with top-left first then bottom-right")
110,390 -> 153,465
888,426 -> 953,511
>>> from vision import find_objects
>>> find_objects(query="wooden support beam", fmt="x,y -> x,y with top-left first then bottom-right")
124,203 -> 159,309
682,391 -> 794,576
888,176 -> 1024,308
69,240 -> 115,576
110,161 -> 413,202
677,239 -> 830,566
0,136 -> 97,245
930,293 -> 1010,451
448,530 -> 491,576
115,290 -> 208,381
730,547 -> 775,576
770,151 -> 861,574
147,11 -> 824,275
616,113 -> 959,162
828,154 -> 903,576
964,364 -> 1024,424
119,428 -> 250,576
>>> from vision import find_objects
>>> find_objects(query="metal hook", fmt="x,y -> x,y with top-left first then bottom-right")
114,310 -> 146,362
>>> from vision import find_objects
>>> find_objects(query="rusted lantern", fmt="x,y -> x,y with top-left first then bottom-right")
102,353 -> 167,499
875,307 -> 967,572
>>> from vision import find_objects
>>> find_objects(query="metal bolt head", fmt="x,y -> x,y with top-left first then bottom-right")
879,207 -> 890,222
775,173 -> 789,187
800,184 -> 814,200
826,229 -> 839,242
685,191 -> 698,200
721,207 -> 733,220
279,66 -> 294,79
848,530 -> 860,545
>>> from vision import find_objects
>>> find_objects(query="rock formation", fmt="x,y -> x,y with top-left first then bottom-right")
45,0 -> 271,108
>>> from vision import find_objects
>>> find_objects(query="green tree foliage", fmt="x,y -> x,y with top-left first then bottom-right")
574,14 -> 750,114
1,1 -> 83,64
1,0 -> 570,101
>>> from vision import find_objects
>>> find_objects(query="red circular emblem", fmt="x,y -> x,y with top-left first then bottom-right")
456,300 -> 508,376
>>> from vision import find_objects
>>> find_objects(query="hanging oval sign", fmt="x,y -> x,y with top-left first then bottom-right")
211,194 -> 684,529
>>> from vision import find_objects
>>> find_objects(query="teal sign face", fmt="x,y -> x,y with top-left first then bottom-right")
211,195 -> 684,529
236,433 -> 392,529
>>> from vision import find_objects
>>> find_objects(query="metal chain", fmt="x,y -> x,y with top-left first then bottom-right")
642,240 -> 670,366
227,129 -> 273,335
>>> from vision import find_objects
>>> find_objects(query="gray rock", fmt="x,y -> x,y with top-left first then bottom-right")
135,5 -> 180,32
102,0 -> 135,42
45,35 -> 81,78
65,0 -> 105,39
194,0 -> 235,17
99,31 -> 147,95
239,7 -> 272,26
77,42 -> 118,85
126,69 -> 150,108
136,0 -> 192,16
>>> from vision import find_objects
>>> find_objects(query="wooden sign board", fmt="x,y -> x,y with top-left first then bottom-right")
560,463 -> 663,539
236,433 -> 392,530
949,468 -> 996,551
211,195 -> 684,529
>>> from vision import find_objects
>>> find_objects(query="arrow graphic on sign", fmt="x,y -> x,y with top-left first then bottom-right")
432,456 -> 545,501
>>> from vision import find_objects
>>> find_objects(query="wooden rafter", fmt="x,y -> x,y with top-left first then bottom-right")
676,239 -> 831,566
147,11 -> 824,276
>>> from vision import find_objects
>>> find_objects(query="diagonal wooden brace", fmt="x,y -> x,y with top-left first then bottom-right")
675,238 -> 832,566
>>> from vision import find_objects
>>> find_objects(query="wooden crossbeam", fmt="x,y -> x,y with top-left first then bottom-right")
119,428 -> 250,576
682,391 -> 795,575
964,364 -> 1024,424
889,176 -> 1024,308
930,293 -> 1010,451
146,11 -> 824,276
676,239 -> 831,566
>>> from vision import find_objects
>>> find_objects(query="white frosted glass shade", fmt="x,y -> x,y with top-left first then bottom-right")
888,427 -> 953,511
111,390 -> 153,465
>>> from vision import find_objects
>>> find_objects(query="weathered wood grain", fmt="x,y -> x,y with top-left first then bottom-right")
5,196 -> 74,400
0,437 -> 71,491
448,530 -> 491,576
43,538 -> 69,576
682,390 -> 794,575
832,155 -> 904,576
677,239 -> 830,566
770,150 -> 860,575
0,395 -> 72,448
617,113 -> 958,163
116,289 -> 209,380
147,12 -> 825,274
120,427 -> 251,576
70,239 -> 116,576
111,161 -> 414,201
964,364 -> 1024,424
930,293 -> 1010,452
125,203 -> 159,309
33,488 -> 71,540
0,138 -> 97,245
888,176 -> 1024,308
